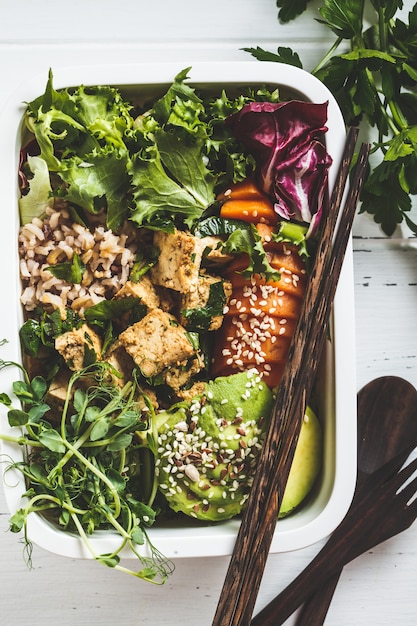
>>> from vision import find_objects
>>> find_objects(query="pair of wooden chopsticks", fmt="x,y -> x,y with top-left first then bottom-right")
212,127 -> 370,626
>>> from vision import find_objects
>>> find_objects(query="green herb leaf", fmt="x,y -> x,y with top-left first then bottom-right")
8,409 -> 30,427
107,433 -> 133,451
38,428 -> 66,453
97,554 -> 120,568
90,416 -> 110,441
276,0 -> 312,23
9,509 -> 26,533
46,252 -> 86,285
84,296 -> 144,325
242,46 -> 303,68
318,0 -> 364,39
182,280 -> 229,331
107,468 -> 126,493
0,392 -> 12,406
131,526 -> 145,545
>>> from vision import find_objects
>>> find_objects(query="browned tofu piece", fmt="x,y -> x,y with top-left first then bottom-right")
55,324 -> 102,371
114,276 -> 161,310
104,342 -> 159,409
118,309 -> 196,378
199,235 -> 234,266
151,229 -> 207,293
180,274 -> 232,331
105,340 -> 136,386
45,368 -> 72,417
154,285 -> 177,313
175,381 -> 206,403
162,353 -> 204,391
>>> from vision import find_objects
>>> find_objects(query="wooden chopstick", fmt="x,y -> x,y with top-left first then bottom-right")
212,127 -> 370,626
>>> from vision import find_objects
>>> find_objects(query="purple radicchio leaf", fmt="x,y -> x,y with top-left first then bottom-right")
225,100 -> 332,237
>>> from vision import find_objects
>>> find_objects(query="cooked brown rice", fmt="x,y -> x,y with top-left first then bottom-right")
19,207 -> 138,317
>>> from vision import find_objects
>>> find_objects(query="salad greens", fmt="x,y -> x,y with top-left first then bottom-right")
19,68 -> 329,282
245,0 -> 417,235
21,68 -> 277,233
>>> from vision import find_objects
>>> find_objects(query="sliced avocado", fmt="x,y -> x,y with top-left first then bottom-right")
155,372 -> 322,522
155,370 -> 273,521
279,405 -> 322,518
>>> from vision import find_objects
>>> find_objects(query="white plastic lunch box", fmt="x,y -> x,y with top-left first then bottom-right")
0,61 -> 356,559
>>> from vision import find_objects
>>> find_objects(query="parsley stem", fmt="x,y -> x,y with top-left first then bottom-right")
387,99 -> 408,131
378,6 -> 388,52
311,36 -> 344,76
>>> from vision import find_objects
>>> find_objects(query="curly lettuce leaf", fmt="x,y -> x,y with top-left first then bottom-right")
24,70 -> 135,229
58,147 -> 131,231
222,224 -> 281,281
21,68 -> 293,234
19,155 -> 53,225
129,130 -> 216,229
26,70 -> 134,162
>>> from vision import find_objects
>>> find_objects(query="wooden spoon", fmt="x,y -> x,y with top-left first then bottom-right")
251,375 -> 417,626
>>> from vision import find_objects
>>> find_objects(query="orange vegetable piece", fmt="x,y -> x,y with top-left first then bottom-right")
216,178 -> 268,201
211,242 -> 307,388
218,177 -> 278,226
220,199 -> 278,226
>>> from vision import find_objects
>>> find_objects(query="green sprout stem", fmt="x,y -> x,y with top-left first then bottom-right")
311,36 -> 344,75
56,439 -> 122,518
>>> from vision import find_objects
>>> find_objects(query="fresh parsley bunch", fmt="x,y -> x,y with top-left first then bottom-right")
245,0 -> 417,236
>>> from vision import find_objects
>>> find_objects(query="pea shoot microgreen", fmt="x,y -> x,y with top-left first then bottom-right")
0,359 -> 173,583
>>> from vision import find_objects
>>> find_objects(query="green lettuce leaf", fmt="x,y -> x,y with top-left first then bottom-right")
58,147 -> 131,231
129,130 -> 216,229
19,155 -> 53,225
222,224 -> 281,281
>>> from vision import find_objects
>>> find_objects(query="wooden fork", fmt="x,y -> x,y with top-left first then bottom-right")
251,449 -> 417,626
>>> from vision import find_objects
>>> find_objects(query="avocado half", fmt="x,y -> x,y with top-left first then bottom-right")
154,371 -> 322,522
279,405 -> 322,518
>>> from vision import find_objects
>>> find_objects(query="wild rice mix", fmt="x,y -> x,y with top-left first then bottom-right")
18,207 -> 137,316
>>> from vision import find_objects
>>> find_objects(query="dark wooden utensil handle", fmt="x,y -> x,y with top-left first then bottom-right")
212,128 -> 367,626
294,572 -> 341,626
251,444 -> 417,626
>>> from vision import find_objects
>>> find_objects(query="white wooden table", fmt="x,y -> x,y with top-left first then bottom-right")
1,1 -> 416,623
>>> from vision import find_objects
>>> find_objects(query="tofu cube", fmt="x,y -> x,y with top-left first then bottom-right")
118,308 -> 196,378
55,324 -> 102,371
180,274 -> 232,331
151,229 -> 207,293
162,353 -> 204,391
114,276 -> 161,310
